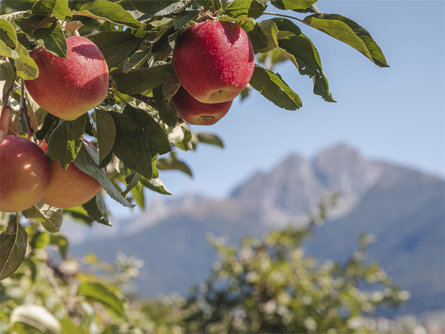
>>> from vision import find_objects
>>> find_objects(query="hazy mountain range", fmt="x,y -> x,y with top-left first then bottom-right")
66,144 -> 445,315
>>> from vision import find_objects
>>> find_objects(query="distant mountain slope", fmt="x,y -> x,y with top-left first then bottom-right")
70,144 -> 445,314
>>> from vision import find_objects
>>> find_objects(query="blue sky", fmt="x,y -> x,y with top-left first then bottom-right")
110,0 -> 445,217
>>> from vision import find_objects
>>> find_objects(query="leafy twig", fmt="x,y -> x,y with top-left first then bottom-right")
20,80 -> 33,139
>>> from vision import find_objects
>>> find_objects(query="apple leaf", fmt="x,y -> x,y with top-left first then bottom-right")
73,143 -> 133,208
0,216 -> 27,281
49,234 -> 68,259
47,115 -> 87,169
0,40 -> 16,58
140,176 -> 171,195
75,0 -> 142,30
78,280 -> 124,318
34,22 -> 67,58
111,63 -> 174,94
32,0 -> 72,21
10,305 -> 61,333
14,43 -> 39,80
87,30 -> 140,68
94,110 -> 116,166
157,154 -> 193,177
82,192 -> 110,226
129,0 -> 183,16
272,18 -> 335,102
271,0 -> 318,10
0,61 -> 15,96
154,86 -> 178,127
249,65 -> 302,110
22,202 -> 63,233
0,18 -> 17,48
304,14 -> 389,67
249,20 -> 279,53
196,133 -> 225,148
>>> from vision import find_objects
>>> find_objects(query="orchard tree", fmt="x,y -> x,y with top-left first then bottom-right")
0,0 -> 388,280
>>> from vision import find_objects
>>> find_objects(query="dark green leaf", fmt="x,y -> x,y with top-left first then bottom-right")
140,176 -> 171,195
14,43 -> 39,80
22,202 -> 63,232
122,48 -> 151,73
249,65 -> 302,110
157,155 -> 192,177
94,110 -> 116,165
249,19 -> 278,53
0,216 -> 27,281
154,86 -> 178,127
111,63 -> 173,94
88,30 -> 140,68
0,18 -> 17,48
0,60 -> 15,96
75,0 -> 142,29
47,115 -> 86,168
129,0 -> 181,16
74,144 -> 133,207
34,22 -> 67,58
271,0 -> 317,10
82,192 -> 110,226
272,18 -> 335,102
304,14 -> 389,67
196,133 -> 225,148
78,281 -> 124,318
32,0 -> 72,21
173,10 -> 199,29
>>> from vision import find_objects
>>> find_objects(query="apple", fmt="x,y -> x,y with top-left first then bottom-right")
0,136 -> 51,212
172,87 -> 233,125
39,141 -> 102,209
25,36 -> 109,121
173,21 -> 254,104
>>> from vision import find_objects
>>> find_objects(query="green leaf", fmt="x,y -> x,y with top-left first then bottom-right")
196,132 -> 225,148
82,192 -> 110,226
304,14 -> 389,67
154,86 -> 178,127
249,65 -> 302,110
32,0 -> 72,21
78,281 -> 124,318
0,216 -> 27,281
49,234 -> 68,259
74,143 -> 133,207
47,115 -> 86,168
122,48 -> 151,73
157,154 -> 193,177
34,22 -> 67,58
10,305 -> 61,334
249,19 -> 279,53
140,176 -> 171,195
129,0 -> 182,16
111,63 -> 174,94
75,0 -> 143,29
0,18 -> 17,48
14,43 -> 39,80
272,18 -> 335,102
173,10 -> 199,29
123,104 -> 171,155
0,40 -> 16,58
0,60 -> 15,96
88,30 -> 140,68
94,110 -> 116,165
22,202 -> 63,232
30,230 -> 50,249
271,0 -> 317,10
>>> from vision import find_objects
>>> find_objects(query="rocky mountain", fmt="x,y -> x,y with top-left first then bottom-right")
68,144 -> 445,315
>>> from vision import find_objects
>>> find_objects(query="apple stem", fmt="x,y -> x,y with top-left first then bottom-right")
211,0 -> 216,14
20,80 -> 33,139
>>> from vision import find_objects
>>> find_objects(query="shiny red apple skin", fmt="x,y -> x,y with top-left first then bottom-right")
172,87 -> 232,125
0,136 -> 51,212
173,21 -> 254,104
25,36 -> 109,121
39,140 -> 101,209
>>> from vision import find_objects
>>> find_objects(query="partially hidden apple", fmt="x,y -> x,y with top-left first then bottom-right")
0,136 -> 51,212
173,21 -> 254,104
25,36 -> 109,121
40,141 -> 102,209
172,87 -> 233,125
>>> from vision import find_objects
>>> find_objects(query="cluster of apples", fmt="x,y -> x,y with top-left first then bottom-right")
0,36 -> 107,212
172,21 -> 255,125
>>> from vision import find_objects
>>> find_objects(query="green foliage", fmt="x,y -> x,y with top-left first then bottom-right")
0,206 -> 409,333
0,0 -> 388,279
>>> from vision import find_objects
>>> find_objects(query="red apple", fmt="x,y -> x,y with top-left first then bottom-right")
39,141 -> 102,209
25,36 -> 109,121
173,21 -> 254,104
0,136 -> 51,212
172,87 -> 232,125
